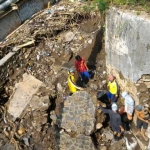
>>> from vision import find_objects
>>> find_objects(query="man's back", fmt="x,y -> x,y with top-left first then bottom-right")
75,57 -> 86,73
100,107 -> 122,127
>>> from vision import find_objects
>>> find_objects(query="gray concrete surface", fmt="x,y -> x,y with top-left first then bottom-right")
17,0 -> 49,22
0,0 -> 51,41
106,7 -> 150,83
8,73 -> 44,120
0,10 -> 21,41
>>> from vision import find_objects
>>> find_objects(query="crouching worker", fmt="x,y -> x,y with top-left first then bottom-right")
97,102 -> 124,141
135,103 -> 150,141
68,68 -> 83,95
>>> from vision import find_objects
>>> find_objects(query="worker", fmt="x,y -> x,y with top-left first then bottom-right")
68,68 -> 83,95
107,75 -> 119,103
75,55 -> 90,88
135,103 -> 150,141
119,91 -> 135,131
97,102 -> 124,141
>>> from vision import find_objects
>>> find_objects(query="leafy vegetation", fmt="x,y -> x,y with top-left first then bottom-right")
83,0 -> 150,14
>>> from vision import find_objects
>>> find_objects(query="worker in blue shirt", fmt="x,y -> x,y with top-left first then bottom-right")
97,102 -> 124,141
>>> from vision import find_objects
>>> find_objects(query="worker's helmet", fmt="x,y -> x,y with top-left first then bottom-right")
111,103 -> 118,111
69,68 -> 74,73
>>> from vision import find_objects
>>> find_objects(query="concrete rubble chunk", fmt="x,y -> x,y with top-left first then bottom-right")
57,83 -> 63,92
7,73 -> 44,120
65,31 -> 75,42
51,91 -> 96,135
59,132 -> 96,150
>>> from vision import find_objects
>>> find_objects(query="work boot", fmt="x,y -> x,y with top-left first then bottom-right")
114,135 -> 119,141
82,82 -> 87,88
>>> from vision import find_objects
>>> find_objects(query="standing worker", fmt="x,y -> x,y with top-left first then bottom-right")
97,102 -> 124,141
68,68 -> 83,95
119,91 -> 135,130
75,55 -> 90,88
135,103 -> 150,141
107,75 -> 119,103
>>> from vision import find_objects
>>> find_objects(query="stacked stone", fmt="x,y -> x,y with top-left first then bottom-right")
51,91 -> 96,149
58,130 -> 96,150
136,83 -> 150,105
60,91 -> 96,135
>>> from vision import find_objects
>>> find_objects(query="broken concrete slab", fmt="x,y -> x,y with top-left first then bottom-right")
7,73 -> 44,120
58,130 -> 96,150
51,91 -> 96,135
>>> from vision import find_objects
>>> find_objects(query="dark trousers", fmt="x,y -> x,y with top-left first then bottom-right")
121,113 -> 132,131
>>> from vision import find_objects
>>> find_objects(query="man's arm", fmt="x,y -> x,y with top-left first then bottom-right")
135,110 -> 149,123
83,62 -> 89,71
81,58 -> 89,71
98,106 -> 110,114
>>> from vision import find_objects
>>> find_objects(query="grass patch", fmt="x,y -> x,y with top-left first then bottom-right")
83,0 -> 150,14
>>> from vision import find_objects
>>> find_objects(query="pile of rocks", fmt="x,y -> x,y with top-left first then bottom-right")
136,74 -> 150,105
50,91 -> 96,149
0,1 -> 117,150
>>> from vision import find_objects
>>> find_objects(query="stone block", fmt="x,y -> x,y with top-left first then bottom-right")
7,73 -> 44,120
51,91 -> 96,135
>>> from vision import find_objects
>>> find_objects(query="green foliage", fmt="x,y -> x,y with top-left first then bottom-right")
83,0 -> 97,13
96,0 -> 108,13
83,0 -> 150,14
110,0 -> 150,5
136,11 -> 141,15
82,0 -> 108,14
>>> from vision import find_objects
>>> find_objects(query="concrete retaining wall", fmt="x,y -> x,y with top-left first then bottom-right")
106,7 -> 150,83
0,11 -> 21,42
0,0 -> 54,41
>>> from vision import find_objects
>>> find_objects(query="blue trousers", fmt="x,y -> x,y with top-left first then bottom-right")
107,91 -> 117,102
80,71 -> 90,81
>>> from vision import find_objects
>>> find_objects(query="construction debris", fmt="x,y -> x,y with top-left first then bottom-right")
0,0 -> 146,150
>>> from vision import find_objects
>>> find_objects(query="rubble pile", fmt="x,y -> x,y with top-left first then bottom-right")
51,91 -> 96,135
0,1 -> 100,90
50,91 -> 96,149
0,1 -> 107,150
0,1 -> 98,57
136,74 -> 150,105
0,0 -> 144,150
58,131 -> 96,150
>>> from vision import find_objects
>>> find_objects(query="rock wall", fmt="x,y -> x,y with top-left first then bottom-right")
105,7 -> 150,103
51,91 -> 96,150
0,46 -> 33,87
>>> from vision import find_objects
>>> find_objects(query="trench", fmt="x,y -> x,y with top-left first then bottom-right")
47,95 -> 57,124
